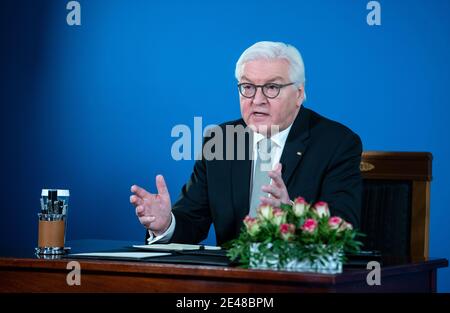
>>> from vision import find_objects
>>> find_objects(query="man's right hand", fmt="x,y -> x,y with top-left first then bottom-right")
130,175 -> 172,236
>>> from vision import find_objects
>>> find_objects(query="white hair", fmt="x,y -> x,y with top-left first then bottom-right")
235,41 -> 306,101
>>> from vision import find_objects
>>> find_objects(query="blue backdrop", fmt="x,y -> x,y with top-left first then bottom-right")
1,0 -> 449,291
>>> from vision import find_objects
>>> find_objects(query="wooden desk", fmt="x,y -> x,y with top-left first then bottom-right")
0,240 -> 447,293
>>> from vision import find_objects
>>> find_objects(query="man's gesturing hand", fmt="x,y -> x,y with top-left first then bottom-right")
260,163 -> 291,208
130,175 -> 172,236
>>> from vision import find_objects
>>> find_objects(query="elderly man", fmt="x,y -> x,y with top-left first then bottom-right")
130,41 -> 362,245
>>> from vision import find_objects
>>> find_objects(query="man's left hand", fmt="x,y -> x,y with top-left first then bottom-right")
260,163 -> 290,208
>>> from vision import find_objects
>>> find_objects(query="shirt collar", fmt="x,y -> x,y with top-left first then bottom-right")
253,123 -> 293,148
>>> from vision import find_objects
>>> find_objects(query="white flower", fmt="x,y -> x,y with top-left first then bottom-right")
313,201 -> 330,218
244,215 -> 260,236
293,197 -> 308,217
338,221 -> 353,232
257,205 -> 273,220
272,208 -> 286,226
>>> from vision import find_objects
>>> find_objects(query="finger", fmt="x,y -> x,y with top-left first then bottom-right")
155,175 -> 169,197
140,215 -> 156,228
262,184 -> 281,198
268,170 -> 285,187
275,163 -> 282,173
260,196 -> 280,208
136,205 -> 145,217
278,163 -> 283,175
130,195 -> 144,206
131,184 -> 152,199
268,164 -> 282,177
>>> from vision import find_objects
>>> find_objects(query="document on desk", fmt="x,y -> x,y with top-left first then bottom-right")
132,243 -> 222,252
70,252 -> 171,259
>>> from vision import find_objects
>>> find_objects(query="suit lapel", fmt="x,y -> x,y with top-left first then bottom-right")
280,106 -> 311,186
231,121 -> 252,219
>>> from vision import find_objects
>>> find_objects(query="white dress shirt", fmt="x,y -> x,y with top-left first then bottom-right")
251,124 -> 292,174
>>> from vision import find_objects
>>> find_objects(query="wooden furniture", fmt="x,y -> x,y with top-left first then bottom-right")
0,240 -> 447,293
0,255 -> 447,293
360,152 -> 432,259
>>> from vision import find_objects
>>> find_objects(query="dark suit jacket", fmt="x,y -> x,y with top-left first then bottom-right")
156,106 -> 362,245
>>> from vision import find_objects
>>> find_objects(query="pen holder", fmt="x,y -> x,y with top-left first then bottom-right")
35,189 -> 70,255
36,213 -> 67,255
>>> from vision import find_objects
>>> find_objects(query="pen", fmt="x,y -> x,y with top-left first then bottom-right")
54,200 -> 59,214
57,200 -> 64,214
40,198 -> 47,214
46,199 -> 52,214
48,190 -> 57,214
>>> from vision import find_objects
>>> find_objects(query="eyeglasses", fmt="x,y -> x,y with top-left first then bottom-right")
237,82 -> 295,99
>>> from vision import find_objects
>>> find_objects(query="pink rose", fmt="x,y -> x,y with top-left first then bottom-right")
313,201 -> 330,218
244,215 -> 255,225
272,208 -> 286,226
301,218 -> 318,233
328,216 -> 343,230
293,197 -> 308,217
338,221 -> 353,232
279,223 -> 296,241
244,215 -> 260,236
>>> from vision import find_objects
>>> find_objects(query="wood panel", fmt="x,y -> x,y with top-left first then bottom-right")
360,151 -> 432,258
361,151 -> 432,181
0,257 -> 447,293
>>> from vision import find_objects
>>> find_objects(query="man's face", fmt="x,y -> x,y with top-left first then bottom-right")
239,58 -> 304,135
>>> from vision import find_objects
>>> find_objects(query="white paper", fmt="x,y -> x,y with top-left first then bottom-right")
132,243 -> 221,251
71,252 -> 171,258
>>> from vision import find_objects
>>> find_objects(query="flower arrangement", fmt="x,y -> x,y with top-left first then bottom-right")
226,197 -> 364,273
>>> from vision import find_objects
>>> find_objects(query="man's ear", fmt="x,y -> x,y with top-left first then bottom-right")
296,85 -> 304,107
